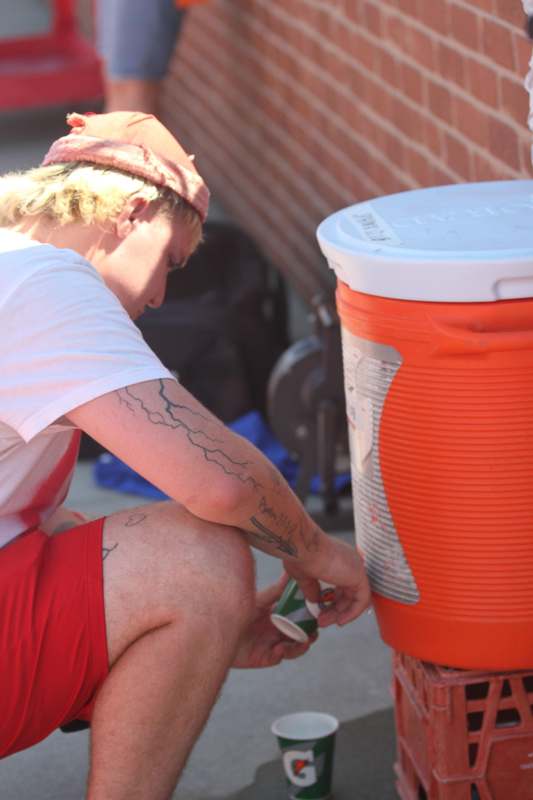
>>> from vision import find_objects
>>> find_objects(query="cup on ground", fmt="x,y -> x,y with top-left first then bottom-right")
271,711 -> 339,799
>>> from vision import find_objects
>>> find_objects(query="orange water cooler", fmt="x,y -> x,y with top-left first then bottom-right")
317,180 -> 533,670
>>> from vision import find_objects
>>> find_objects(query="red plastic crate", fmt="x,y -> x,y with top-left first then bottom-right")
0,0 -> 102,111
393,651 -> 533,799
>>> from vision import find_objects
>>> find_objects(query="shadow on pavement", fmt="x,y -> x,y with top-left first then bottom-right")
220,707 -> 397,800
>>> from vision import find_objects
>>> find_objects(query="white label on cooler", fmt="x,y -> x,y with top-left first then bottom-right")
349,202 -> 403,246
355,395 -> 373,472
341,327 -> 419,605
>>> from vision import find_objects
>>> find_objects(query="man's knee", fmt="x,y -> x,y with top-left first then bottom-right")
102,501 -> 255,660
163,500 -> 255,624
136,500 -> 254,595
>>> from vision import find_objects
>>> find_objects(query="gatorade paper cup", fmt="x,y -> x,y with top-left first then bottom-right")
271,579 -> 335,643
271,711 -> 339,799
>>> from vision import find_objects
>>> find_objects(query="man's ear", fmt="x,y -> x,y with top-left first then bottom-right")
114,196 -> 150,240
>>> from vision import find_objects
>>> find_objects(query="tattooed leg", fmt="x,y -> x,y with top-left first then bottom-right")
88,500 -> 255,800
103,542 -> 119,560
124,513 -> 147,528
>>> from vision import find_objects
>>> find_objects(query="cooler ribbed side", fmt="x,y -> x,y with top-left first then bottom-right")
336,282 -> 533,668
381,363 -> 533,621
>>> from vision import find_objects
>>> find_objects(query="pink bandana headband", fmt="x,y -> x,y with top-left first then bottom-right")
41,112 -> 210,222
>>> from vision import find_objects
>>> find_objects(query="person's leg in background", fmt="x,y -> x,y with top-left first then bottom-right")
96,0 -> 186,115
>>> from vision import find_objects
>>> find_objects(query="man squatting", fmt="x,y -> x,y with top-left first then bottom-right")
0,111 -> 371,799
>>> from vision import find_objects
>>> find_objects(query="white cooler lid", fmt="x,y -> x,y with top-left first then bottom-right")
316,180 -> 533,302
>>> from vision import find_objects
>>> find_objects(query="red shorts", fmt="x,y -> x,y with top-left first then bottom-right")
0,519 -> 109,758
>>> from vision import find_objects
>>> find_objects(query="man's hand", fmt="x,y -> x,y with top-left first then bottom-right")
232,574 -> 317,669
284,538 -> 371,628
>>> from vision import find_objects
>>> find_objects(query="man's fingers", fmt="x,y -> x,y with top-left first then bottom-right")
274,640 -> 312,662
270,628 -> 317,663
318,589 -> 371,627
338,594 -> 371,625
296,576 -> 321,603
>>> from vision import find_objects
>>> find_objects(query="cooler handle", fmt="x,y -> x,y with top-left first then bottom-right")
432,320 -> 533,356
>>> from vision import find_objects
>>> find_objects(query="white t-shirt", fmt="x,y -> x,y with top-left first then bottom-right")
0,228 -> 173,547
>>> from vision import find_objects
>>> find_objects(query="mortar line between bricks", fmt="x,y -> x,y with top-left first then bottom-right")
173,47 -> 384,205
188,11 -> 416,186
193,12 -> 465,187
266,0 -> 531,135
297,0 -> 525,66
180,21 -> 413,195
183,27 -> 507,189
249,1 -> 528,175
170,82 -> 333,256
300,0 -> 517,31
180,9 -> 526,190
169,74 -> 379,228
185,52 -> 384,199
165,87 -> 358,271
448,0 -> 524,31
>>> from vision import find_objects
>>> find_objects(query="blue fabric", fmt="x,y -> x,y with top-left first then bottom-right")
93,410 -> 351,499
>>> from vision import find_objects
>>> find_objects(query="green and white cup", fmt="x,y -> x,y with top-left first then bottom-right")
271,579 -> 336,643
271,711 -> 339,799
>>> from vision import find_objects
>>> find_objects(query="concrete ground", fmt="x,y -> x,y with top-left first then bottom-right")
0,102 -> 397,797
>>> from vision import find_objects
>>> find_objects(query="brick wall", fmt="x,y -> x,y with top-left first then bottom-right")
162,0 -> 533,306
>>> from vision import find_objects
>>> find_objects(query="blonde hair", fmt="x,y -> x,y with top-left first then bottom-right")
0,161 -> 203,249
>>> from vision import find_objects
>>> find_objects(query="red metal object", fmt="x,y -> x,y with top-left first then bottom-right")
393,651 -> 533,799
0,0 -> 103,110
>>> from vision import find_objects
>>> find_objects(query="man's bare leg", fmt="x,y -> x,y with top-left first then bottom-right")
104,78 -> 161,115
86,501 -> 255,800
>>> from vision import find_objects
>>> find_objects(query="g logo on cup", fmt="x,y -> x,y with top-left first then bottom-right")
283,750 -> 317,787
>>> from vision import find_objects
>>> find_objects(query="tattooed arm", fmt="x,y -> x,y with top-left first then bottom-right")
66,378 -> 370,623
